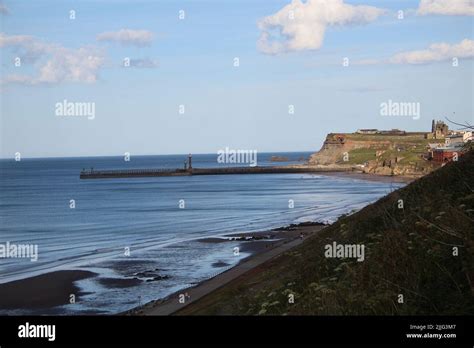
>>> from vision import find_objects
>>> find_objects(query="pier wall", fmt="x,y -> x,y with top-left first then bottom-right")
80,166 -> 354,179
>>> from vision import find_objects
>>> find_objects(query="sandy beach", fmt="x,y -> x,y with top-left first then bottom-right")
0,270 -> 97,311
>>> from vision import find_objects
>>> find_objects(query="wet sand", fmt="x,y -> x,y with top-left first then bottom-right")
0,270 -> 97,310
318,171 -> 415,183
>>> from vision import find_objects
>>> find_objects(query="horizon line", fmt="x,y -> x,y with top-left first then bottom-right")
0,150 -> 316,161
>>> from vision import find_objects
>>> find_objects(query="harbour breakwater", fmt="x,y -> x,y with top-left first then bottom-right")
80,166 -> 353,179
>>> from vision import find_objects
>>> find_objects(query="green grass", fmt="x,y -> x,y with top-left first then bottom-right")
180,150 -> 474,315
346,133 -> 428,142
344,148 -> 377,164
340,134 -> 439,168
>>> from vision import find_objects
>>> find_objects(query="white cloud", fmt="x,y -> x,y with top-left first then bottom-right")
0,33 -> 56,64
1,33 -> 105,85
418,0 -> 474,16
257,0 -> 385,54
0,33 -> 35,47
354,39 -> 474,65
126,58 -> 159,68
389,39 -> 474,64
97,29 -> 154,46
35,47 -> 104,84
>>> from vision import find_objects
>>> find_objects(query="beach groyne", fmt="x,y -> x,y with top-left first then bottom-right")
80,166 -> 353,179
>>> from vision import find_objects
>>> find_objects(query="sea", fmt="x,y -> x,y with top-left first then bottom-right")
0,152 -> 404,314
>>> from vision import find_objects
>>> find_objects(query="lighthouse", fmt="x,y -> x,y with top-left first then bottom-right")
188,153 -> 192,170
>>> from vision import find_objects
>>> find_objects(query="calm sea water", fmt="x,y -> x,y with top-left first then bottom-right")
0,152 -> 403,314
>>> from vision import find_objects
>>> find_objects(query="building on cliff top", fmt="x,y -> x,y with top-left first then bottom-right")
356,129 -> 378,134
445,134 -> 464,146
427,120 -> 449,139
431,144 -> 464,163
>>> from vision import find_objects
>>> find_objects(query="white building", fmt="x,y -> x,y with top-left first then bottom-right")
462,131 -> 472,142
445,134 -> 464,146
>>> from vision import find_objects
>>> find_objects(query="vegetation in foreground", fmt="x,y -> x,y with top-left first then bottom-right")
179,150 -> 474,315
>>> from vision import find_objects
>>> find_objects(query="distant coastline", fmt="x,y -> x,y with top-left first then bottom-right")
306,124 -> 472,178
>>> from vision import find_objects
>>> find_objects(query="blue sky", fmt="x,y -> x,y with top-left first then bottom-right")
1,0 -> 473,158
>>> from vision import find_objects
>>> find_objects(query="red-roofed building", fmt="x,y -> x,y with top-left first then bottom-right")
432,146 -> 462,163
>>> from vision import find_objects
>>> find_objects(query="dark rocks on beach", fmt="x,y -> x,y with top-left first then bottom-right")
277,221 -> 328,231
134,270 -> 158,278
98,277 -> 142,288
228,235 -> 273,241
212,261 -> 230,268
133,269 -> 171,282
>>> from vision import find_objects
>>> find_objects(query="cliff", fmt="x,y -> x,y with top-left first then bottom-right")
308,132 -> 440,177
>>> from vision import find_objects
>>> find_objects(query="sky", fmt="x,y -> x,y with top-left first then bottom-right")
0,0 -> 473,158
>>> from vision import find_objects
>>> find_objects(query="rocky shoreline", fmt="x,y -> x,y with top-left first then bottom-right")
123,221 -> 327,315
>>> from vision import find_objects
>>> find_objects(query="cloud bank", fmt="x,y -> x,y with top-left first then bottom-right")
257,0 -> 385,54
389,39 -> 474,64
126,58 -> 159,68
1,33 -> 105,85
97,29 -> 154,46
355,39 -> 474,65
418,0 -> 474,16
